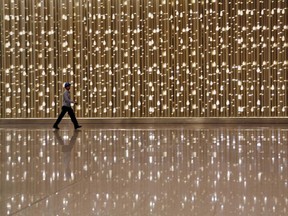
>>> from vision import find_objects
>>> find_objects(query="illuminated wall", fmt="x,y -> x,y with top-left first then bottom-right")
0,0 -> 288,118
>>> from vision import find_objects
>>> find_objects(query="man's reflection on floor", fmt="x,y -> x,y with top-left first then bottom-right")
54,130 -> 80,181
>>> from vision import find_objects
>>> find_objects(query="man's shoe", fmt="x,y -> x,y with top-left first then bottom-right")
75,125 -> 82,130
53,125 -> 60,130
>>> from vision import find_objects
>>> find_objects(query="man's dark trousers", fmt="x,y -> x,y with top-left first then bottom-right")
54,106 -> 79,128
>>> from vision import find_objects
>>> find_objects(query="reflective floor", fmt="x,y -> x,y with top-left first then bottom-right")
0,124 -> 288,216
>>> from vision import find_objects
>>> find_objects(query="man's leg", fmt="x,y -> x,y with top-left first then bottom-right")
53,106 -> 68,128
67,107 -> 80,128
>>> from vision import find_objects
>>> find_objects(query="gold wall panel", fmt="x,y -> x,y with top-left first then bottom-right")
0,0 -> 288,118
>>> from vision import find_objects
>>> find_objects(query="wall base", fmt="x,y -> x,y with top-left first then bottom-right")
0,117 -> 288,124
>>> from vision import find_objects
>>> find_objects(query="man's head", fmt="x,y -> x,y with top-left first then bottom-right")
64,82 -> 71,90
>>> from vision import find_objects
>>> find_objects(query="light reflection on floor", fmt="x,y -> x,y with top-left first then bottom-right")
0,124 -> 288,215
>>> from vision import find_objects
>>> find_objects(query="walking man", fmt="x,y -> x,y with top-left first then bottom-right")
53,82 -> 82,130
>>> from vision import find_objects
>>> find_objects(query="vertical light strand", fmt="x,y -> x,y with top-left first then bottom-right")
78,0 -> 83,116
182,0 -> 189,117
35,0 -> 43,118
142,0 -> 147,117
204,0 -> 210,117
179,0 -> 186,117
8,0 -> 15,117
262,0 -> 269,116
269,0 -> 275,116
273,0 -> 279,116
119,0 -> 124,116
107,0 -> 113,117
160,0 -> 168,117
73,0 -> 80,116
255,0 -> 260,117
125,0 -> 131,117
235,1 -> 242,117
229,0 -> 237,117
270,0 -> 275,116
18,0 -> 25,117
110,0 -> 117,116
174,0 -> 180,117
0,0 -> 3,117
147,0 -> 153,117
193,0 -> 199,116
113,0 -> 121,117
95,0 -> 102,117
133,0 -> 141,117
154,0 -> 160,117
283,0 -> 288,115
278,0 -> 286,117
129,0 -> 135,117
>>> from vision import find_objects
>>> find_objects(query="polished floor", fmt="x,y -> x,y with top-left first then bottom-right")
0,123 -> 288,216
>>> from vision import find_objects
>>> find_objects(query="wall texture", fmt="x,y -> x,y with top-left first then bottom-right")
1,0 -> 288,118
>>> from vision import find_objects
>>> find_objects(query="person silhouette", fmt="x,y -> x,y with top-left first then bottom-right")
53,82 -> 82,130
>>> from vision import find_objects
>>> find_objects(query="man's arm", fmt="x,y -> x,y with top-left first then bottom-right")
63,91 -> 74,104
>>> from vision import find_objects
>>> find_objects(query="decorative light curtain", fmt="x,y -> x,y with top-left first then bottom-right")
1,0 -> 287,118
